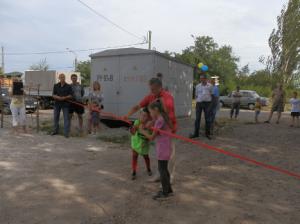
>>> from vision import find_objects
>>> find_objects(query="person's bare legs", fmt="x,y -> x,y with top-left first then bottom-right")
290,116 -> 295,127
276,112 -> 282,124
22,125 -> 27,133
150,141 -> 176,184
88,116 -> 92,134
266,111 -> 274,123
78,114 -> 83,132
169,141 -> 176,184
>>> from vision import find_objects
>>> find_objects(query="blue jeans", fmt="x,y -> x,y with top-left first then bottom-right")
210,97 -> 219,125
53,104 -> 70,136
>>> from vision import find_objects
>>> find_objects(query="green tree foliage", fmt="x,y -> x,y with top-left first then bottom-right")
76,60 -> 91,87
268,0 -> 300,87
29,58 -> 49,71
174,36 -> 239,94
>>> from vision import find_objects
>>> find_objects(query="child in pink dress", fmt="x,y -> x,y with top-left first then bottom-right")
140,100 -> 173,200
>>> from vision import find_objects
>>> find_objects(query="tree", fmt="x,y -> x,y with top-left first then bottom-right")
76,60 -> 91,87
29,58 -> 49,71
268,0 -> 300,87
175,36 -> 239,94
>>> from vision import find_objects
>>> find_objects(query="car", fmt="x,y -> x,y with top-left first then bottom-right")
0,87 -> 38,114
220,90 -> 269,110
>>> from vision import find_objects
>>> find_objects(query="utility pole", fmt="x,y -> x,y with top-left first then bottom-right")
66,48 -> 78,71
1,46 -> 4,75
148,31 -> 152,50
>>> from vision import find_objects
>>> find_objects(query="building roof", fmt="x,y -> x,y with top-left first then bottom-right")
90,47 -> 193,67
90,48 -> 153,58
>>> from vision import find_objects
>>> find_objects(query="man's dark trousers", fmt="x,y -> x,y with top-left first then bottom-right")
193,102 -> 211,136
53,104 -> 70,137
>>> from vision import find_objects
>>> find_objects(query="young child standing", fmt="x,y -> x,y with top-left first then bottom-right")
255,98 -> 262,123
88,81 -> 104,134
140,101 -> 173,200
290,92 -> 300,127
130,108 -> 152,180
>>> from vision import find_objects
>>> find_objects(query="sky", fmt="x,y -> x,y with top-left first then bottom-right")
0,0 -> 288,73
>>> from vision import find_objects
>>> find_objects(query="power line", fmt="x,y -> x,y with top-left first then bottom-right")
5,42 -> 147,56
76,0 -> 144,41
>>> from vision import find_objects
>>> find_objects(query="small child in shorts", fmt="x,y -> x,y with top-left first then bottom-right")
130,108 -> 153,180
290,92 -> 300,127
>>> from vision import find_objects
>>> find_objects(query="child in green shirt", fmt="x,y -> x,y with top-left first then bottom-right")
130,108 -> 152,180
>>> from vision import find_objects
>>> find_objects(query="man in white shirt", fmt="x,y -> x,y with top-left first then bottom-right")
190,74 -> 213,139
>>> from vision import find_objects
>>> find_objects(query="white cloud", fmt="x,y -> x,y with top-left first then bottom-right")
0,0 -> 288,72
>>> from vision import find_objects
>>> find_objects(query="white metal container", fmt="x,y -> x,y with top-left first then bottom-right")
24,70 -> 81,96
90,48 -> 193,118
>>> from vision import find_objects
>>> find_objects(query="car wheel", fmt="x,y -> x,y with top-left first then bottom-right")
248,104 -> 255,110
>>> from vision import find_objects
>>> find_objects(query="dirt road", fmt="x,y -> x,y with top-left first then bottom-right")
0,109 -> 300,224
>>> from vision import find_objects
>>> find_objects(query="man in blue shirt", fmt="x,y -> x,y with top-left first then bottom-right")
210,78 -> 220,134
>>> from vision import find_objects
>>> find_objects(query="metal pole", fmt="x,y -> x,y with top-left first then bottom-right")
75,57 -> 78,71
0,85 -> 3,128
148,31 -> 152,50
1,46 -> 4,75
66,48 -> 78,71
36,84 -> 40,133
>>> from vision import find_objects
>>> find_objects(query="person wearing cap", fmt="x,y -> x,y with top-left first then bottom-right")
190,74 -> 213,139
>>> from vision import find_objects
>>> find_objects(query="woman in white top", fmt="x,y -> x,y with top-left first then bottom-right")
9,79 -> 26,133
290,91 -> 300,127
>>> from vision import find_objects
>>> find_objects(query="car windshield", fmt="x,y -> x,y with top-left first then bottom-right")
252,92 -> 260,98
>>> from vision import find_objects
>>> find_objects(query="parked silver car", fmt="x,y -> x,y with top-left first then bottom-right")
220,90 -> 269,110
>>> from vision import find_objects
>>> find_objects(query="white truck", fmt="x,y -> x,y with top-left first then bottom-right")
23,70 -> 81,109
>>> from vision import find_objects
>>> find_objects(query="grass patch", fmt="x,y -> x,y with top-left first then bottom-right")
213,117 -> 236,134
40,120 -> 55,134
38,119 -> 83,137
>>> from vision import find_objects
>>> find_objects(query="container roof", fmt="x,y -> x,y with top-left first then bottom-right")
90,48 -> 154,58
90,47 -> 193,67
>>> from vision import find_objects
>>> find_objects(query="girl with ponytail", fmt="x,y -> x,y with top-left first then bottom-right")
139,100 -> 173,200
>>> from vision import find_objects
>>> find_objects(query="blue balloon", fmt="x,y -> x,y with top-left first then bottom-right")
201,65 -> 208,72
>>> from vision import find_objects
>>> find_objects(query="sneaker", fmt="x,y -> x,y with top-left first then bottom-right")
189,134 -> 199,139
147,170 -> 152,176
51,132 -> 58,136
264,121 -> 270,124
131,172 -> 136,180
152,191 -> 169,200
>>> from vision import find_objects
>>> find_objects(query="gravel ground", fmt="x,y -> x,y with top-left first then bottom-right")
0,109 -> 300,224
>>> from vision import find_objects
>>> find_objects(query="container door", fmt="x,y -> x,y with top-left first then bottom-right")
91,57 -> 120,116
118,55 -> 154,117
